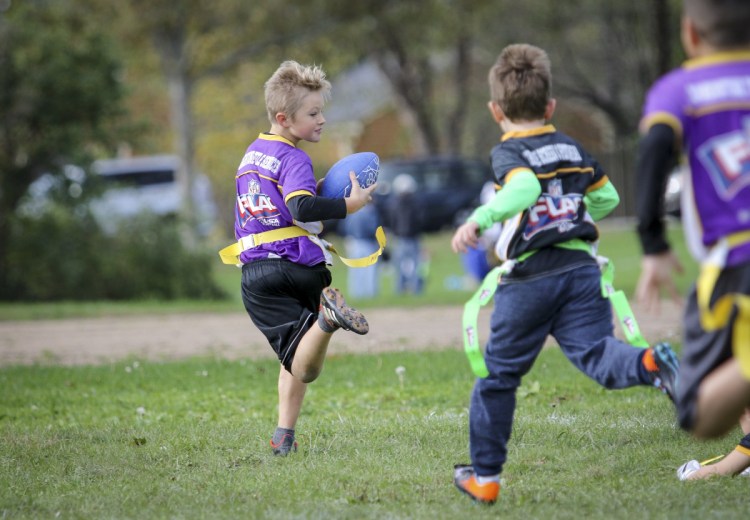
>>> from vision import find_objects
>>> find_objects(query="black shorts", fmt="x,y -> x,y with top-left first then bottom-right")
676,260 -> 750,431
241,258 -> 331,372
738,433 -> 750,455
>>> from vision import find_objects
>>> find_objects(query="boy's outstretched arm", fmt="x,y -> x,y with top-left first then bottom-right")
634,123 -> 684,310
451,170 -> 540,253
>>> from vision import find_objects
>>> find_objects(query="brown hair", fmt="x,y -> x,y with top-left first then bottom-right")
684,0 -> 750,48
488,44 -> 551,122
264,60 -> 332,124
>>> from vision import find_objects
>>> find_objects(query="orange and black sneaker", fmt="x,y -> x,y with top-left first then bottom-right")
643,342 -> 679,402
453,464 -> 499,505
270,433 -> 297,456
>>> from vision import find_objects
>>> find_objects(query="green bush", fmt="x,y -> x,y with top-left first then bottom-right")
6,208 -> 226,302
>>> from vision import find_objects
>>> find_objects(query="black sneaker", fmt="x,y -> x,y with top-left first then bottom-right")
319,287 -> 369,335
270,433 -> 297,456
647,342 -> 679,402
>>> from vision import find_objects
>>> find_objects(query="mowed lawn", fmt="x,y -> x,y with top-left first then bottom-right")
2,220 -> 735,519
1,347 -> 747,520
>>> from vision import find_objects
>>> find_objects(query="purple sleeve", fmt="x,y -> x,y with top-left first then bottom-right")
279,154 -> 317,201
640,70 -> 687,137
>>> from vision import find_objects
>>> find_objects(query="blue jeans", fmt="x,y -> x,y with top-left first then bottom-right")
394,237 -> 422,294
469,264 -> 650,476
345,237 -> 380,299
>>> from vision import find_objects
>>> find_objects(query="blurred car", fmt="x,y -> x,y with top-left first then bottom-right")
22,154 -> 217,236
664,166 -> 683,218
373,156 -> 493,234
89,155 -> 217,235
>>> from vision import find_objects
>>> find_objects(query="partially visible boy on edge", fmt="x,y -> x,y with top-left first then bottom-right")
635,0 -> 750,478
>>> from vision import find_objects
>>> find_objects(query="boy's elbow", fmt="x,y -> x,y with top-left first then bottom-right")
602,202 -> 619,220
587,198 -> 619,221
608,191 -> 621,211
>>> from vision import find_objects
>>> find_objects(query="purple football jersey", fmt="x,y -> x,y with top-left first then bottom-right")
234,133 -> 327,266
641,52 -> 750,265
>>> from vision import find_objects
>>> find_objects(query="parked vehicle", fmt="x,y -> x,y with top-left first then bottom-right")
22,154 -> 217,235
664,166 -> 683,218
89,155 -> 217,235
373,156 -> 493,234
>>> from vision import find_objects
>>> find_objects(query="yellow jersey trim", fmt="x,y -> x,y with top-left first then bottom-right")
501,124 -> 556,142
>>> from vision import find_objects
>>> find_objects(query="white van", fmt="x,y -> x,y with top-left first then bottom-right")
23,154 -> 217,236
90,155 -> 217,235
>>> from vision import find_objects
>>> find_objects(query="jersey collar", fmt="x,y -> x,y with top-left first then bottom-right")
501,124 -> 556,142
683,50 -> 750,70
258,132 -> 296,147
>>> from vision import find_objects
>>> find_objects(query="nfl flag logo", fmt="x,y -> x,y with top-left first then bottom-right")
548,179 -> 563,197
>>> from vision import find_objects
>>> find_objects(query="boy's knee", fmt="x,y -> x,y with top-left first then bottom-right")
296,367 -> 321,383
691,421 -> 734,440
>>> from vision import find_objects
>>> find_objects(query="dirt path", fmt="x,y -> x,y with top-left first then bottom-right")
0,301 -> 685,367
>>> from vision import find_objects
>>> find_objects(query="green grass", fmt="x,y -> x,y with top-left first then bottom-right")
1,347 -> 745,519
0,219 -> 698,321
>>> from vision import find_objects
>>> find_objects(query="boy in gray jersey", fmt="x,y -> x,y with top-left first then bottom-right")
450,43 -> 679,505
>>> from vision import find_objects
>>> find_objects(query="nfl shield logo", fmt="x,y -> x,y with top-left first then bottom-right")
548,179 -> 563,197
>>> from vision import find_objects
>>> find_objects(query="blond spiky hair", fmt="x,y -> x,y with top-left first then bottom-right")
264,60 -> 332,124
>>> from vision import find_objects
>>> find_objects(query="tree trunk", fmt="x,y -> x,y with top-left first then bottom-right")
446,35 -> 471,155
654,0 -> 673,77
166,68 -> 196,236
153,26 -> 197,244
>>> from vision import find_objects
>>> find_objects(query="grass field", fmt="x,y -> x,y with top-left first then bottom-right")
1,348 -> 746,519
3,217 -> 730,519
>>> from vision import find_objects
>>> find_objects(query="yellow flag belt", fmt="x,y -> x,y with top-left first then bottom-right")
219,225 -> 387,268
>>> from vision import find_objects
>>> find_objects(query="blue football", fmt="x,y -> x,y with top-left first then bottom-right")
319,152 -> 379,199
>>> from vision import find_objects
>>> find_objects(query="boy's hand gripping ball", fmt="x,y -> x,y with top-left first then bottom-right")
318,152 -> 379,198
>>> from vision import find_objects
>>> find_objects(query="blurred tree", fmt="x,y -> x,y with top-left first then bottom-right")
315,0 -> 683,158
494,0 -> 682,139
89,0 -> 685,233
485,0 -> 683,216
110,0 -> 341,241
313,0 -> 500,156
0,0 -> 127,297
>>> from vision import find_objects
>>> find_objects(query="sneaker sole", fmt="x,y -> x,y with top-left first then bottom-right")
321,287 -> 369,335
654,343 -> 680,401
454,481 -> 497,504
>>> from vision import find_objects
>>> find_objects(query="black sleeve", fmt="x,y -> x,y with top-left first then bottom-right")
287,194 -> 347,222
635,123 -> 678,255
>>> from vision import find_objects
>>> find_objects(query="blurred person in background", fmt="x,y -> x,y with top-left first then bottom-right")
387,173 -> 425,294
342,203 -> 381,299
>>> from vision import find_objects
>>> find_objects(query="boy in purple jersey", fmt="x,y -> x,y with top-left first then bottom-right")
635,0 -> 750,446
449,44 -> 680,505
233,61 -> 377,456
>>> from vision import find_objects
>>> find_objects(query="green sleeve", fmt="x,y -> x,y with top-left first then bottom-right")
584,180 -> 620,221
467,170 -> 540,233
